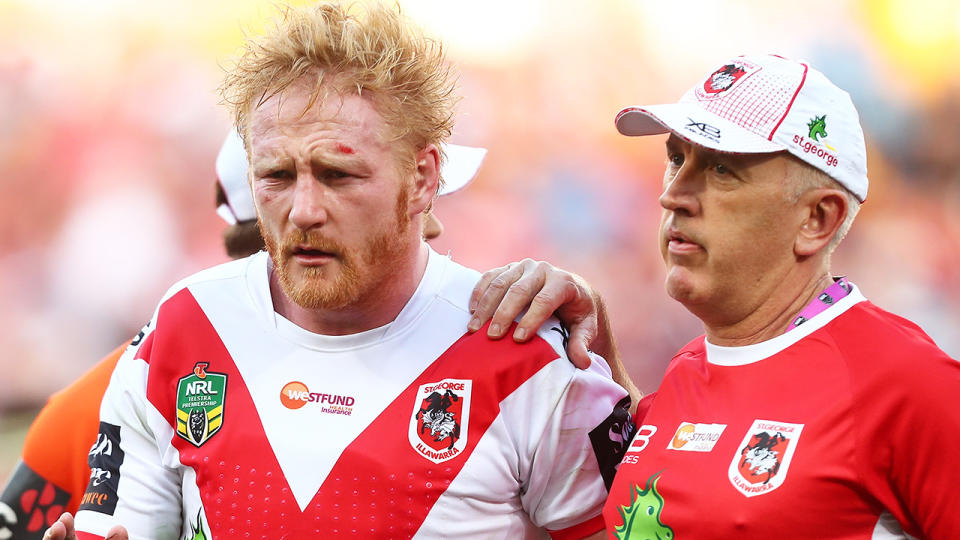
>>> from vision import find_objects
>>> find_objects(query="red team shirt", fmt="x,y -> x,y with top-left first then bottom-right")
73,249 -> 629,539
603,285 -> 960,539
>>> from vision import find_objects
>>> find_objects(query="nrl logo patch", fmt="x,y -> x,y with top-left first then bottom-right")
728,419 -> 803,497
176,362 -> 227,447
409,379 -> 471,464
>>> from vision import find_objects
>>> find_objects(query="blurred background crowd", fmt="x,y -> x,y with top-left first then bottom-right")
1,0 -> 958,480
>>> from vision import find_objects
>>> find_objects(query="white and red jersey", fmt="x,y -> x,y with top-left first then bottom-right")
74,249 -> 629,540
603,284 -> 960,539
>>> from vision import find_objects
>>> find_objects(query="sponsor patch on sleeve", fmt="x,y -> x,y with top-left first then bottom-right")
78,422 -> 125,515
589,396 -> 636,490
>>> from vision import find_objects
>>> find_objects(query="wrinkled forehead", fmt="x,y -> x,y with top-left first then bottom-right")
248,85 -> 392,153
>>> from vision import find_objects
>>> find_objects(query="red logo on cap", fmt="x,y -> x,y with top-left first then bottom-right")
703,63 -> 747,94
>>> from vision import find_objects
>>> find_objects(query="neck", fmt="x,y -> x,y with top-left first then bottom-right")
703,270 -> 834,347
270,242 -> 431,336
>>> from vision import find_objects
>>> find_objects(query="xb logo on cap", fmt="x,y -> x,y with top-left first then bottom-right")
685,118 -> 721,143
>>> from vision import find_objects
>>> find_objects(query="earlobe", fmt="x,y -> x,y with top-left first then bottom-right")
410,144 -> 441,215
795,190 -> 846,257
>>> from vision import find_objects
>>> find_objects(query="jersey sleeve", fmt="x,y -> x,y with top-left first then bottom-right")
852,338 -> 960,538
509,339 -> 632,537
73,323 -> 183,540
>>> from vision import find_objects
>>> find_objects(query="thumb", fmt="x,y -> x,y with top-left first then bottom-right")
106,525 -> 130,540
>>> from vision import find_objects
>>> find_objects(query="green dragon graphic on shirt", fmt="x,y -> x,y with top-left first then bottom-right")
807,115 -> 828,141
184,509 -> 207,540
613,472 -> 674,540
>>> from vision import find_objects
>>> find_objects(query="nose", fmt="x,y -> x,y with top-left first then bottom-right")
658,166 -> 700,216
288,175 -> 329,231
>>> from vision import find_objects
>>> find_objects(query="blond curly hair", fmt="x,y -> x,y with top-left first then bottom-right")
220,2 -> 458,175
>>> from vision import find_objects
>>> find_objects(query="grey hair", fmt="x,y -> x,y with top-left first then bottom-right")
788,160 -> 861,253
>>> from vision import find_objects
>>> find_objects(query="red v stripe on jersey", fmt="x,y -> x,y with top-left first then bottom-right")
143,289 -> 560,538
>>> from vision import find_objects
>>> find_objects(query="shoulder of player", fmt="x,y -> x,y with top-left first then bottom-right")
827,300 -> 954,372
428,252 -> 482,315
658,335 -> 706,379
156,253 -> 260,305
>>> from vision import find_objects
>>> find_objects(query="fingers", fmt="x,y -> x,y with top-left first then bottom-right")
564,314 -> 598,369
106,525 -> 130,540
469,263 -> 512,316
43,512 -> 74,540
512,275 -> 579,342
468,261 -> 532,335
42,513 -> 127,540
43,522 -> 66,540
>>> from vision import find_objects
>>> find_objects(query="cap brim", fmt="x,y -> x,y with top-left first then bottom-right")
439,144 -> 487,196
615,104 -> 784,154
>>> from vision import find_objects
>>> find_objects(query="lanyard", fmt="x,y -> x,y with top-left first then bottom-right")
788,277 -> 852,331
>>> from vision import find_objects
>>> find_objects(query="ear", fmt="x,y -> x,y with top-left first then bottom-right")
407,143 -> 441,216
795,188 -> 847,257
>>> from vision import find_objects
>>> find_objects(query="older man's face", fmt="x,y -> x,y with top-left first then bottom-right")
657,135 -> 808,325
248,79 -> 416,311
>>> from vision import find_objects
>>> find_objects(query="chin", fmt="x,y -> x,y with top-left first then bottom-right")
664,268 -> 702,305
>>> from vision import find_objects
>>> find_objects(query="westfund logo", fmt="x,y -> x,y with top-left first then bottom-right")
78,422 -> 125,515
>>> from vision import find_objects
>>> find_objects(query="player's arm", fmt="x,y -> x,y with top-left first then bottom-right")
860,347 -> 960,538
469,259 -> 642,409
508,329 -> 634,539
71,324 -> 182,540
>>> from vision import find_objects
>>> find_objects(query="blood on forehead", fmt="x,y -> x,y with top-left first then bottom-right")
335,143 -> 356,155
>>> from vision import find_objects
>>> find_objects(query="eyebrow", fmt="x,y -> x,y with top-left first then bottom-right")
664,134 -> 757,167
250,146 -> 369,174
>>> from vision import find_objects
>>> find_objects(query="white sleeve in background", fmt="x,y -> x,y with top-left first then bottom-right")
74,324 -> 183,540
512,341 -> 632,531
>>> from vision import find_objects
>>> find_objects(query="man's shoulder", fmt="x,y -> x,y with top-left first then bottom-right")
819,300 -> 958,395
428,251 -> 482,315
146,253 -> 266,330
661,335 -> 707,376
160,253 -> 262,302
829,300 -> 950,361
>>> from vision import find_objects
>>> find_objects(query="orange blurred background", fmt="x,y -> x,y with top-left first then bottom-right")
1,0 -> 959,479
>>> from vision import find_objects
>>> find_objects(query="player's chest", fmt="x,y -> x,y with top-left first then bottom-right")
604,370 -> 878,538
158,340 -> 527,538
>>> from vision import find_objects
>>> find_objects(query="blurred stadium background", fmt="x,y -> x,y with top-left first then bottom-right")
1,0 -> 958,481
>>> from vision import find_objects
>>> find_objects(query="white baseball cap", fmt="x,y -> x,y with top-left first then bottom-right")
215,129 -> 256,225
615,54 -> 869,202
440,144 -> 487,196
215,130 -> 487,225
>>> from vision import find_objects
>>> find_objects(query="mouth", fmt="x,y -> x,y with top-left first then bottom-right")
665,228 -> 703,255
289,244 -> 337,265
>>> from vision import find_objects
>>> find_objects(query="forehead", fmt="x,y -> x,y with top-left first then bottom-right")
247,79 -> 391,158
665,133 -> 787,170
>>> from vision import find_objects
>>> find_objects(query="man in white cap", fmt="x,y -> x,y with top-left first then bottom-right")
470,54 -> 960,538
